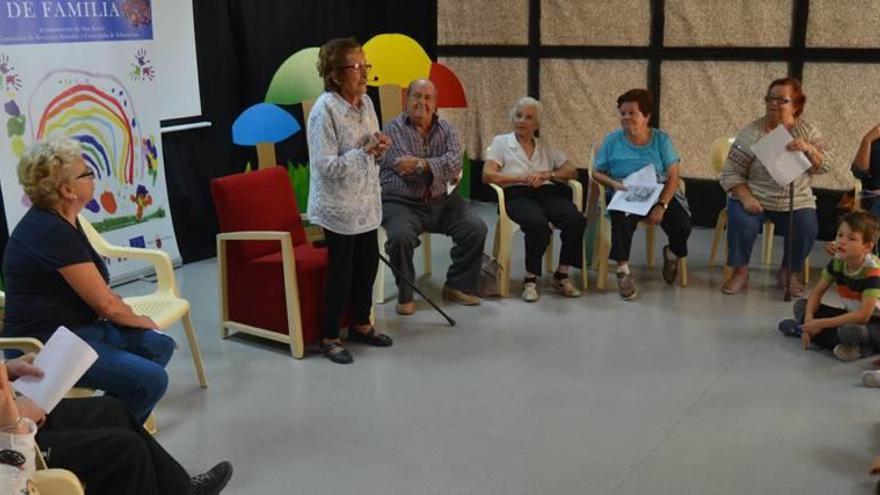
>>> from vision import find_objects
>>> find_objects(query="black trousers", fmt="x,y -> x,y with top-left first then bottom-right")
322,228 -> 378,339
505,184 -> 586,277
794,302 -> 846,350
382,193 -> 487,303
609,198 -> 691,263
36,396 -> 190,495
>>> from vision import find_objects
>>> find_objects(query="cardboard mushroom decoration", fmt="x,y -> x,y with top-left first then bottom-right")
232,102 -> 300,170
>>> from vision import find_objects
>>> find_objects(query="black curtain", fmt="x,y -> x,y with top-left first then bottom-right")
0,1 -> 436,264
146,0 -> 437,262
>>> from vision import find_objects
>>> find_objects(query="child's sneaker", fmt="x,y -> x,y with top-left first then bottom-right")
777,318 -> 802,337
833,344 -> 862,362
861,370 -> 880,387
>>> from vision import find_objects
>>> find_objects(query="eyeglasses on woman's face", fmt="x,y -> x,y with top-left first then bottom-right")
764,95 -> 793,105
340,63 -> 372,73
76,169 -> 96,180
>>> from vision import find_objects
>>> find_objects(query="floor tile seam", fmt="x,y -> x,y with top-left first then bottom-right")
610,324 -> 766,494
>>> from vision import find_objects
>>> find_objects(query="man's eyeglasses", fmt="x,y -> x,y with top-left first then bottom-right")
76,169 -> 96,180
340,63 -> 372,73
764,95 -> 793,105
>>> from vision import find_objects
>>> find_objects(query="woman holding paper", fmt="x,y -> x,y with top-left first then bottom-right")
719,77 -> 830,296
591,89 -> 691,300
482,97 -> 585,302
1,355 -> 233,494
2,137 -> 173,424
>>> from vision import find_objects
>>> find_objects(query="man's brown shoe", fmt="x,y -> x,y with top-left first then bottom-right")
442,285 -> 481,306
395,301 -> 416,315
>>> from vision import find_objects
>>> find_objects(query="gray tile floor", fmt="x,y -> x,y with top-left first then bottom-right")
116,203 -> 880,494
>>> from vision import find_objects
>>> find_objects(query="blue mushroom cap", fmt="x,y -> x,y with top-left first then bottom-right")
232,102 -> 301,145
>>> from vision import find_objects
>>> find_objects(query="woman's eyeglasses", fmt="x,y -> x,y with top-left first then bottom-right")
76,170 -> 96,180
764,95 -> 793,105
340,63 -> 372,73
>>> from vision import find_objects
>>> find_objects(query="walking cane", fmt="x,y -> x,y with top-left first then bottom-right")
377,252 -> 456,327
784,182 -> 794,302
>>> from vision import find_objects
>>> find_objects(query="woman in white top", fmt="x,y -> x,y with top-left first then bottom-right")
482,97 -> 585,302
307,38 -> 393,364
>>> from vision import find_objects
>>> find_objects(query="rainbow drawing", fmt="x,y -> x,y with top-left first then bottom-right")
35,82 -> 136,184
25,69 -> 158,231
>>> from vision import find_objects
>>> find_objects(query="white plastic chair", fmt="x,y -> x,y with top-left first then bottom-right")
373,231 -> 432,304
489,179 -> 587,298
77,215 -> 208,388
373,170 -> 465,304
589,144 -> 689,290
705,137 -> 825,283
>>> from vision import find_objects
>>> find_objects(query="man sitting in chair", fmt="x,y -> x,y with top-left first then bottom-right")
380,79 -> 487,315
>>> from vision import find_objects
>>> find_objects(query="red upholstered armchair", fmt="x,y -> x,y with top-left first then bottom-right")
211,167 -> 326,358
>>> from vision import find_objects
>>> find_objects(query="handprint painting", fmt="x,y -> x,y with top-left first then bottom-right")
25,68 -> 165,232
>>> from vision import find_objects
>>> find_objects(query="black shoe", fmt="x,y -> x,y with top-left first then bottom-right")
662,245 -> 678,285
321,342 -> 353,364
190,461 -> 233,495
347,327 -> 393,347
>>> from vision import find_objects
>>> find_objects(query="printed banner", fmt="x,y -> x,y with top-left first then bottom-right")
0,1 -> 153,45
0,0 -> 181,281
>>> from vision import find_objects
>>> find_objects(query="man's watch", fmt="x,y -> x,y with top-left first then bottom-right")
416,159 -> 427,173
657,201 -> 668,211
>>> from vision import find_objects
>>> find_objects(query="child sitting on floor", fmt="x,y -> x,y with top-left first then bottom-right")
778,211 -> 880,361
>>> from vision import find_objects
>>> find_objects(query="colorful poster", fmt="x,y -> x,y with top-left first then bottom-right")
0,0 -> 181,281
0,0 -> 153,45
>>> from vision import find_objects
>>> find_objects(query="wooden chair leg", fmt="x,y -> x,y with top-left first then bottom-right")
495,223 -> 514,298
709,209 -> 727,266
421,232 -> 432,276
182,311 -> 209,388
763,221 -> 775,265
679,257 -> 688,287
596,217 -> 611,291
144,412 -> 158,435
804,255 -> 811,284
645,224 -> 656,268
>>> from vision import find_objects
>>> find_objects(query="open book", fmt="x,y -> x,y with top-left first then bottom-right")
607,164 -> 663,216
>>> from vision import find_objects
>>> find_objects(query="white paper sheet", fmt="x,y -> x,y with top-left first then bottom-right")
13,326 -> 98,414
607,164 -> 664,216
750,124 -> 812,187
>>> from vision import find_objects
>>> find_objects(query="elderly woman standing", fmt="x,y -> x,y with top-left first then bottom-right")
2,137 -> 172,424
308,38 -> 393,364
483,97 -> 585,302
720,77 -> 831,297
592,89 -> 691,300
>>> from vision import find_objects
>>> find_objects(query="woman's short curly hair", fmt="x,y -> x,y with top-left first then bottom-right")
317,37 -> 361,93
616,89 -> 655,116
509,96 -> 543,128
17,137 -> 83,209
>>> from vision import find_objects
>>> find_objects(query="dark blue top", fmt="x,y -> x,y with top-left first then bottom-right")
2,207 -> 109,342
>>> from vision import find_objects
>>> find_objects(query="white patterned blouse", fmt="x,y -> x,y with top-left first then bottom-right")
306,91 -> 382,235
